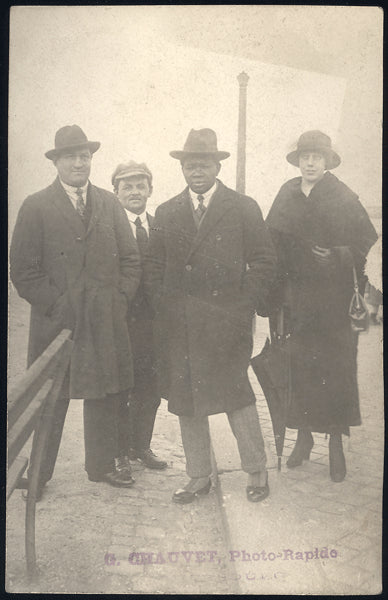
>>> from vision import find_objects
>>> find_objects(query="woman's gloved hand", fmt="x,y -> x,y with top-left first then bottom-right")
312,245 -> 333,267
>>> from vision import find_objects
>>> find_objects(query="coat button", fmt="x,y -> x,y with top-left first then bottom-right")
185,265 -> 192,271
212,290 -> 219,296
216,234 -> 222,241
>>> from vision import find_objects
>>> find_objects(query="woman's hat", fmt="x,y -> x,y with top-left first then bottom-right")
170,128 -> 230,161
45,125 -> 101,160
286,130 -> 341,169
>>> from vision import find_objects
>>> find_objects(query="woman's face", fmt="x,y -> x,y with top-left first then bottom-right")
298,152 -> 326,184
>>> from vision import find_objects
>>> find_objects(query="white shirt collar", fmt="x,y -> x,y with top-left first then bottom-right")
60,179 -> 89,196
125,209 -> 147,224
189,181 -> 217,208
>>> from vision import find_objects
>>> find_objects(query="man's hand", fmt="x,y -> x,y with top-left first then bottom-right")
312,245 -> 332,267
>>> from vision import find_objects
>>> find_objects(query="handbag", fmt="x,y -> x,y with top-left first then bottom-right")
349,266 -> 369,332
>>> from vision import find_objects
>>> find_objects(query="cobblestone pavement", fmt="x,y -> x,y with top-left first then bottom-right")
210,318 -> 383,594
6,402 -> 233,594
6,290 -> 234,594
102,407 -> 234,594
6,291 -> 383,594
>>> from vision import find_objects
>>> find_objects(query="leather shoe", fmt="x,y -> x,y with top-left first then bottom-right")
88,468 -> 135,487
135,449 -> 168,470
173,478 -> 211,504
246,472 -> 269,503
115,455 -> 133,475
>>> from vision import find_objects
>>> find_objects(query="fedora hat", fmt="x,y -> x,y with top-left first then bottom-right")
111,160 -> 153,187
45,125 -> 101,160
286,130 -> 341,170
170,128 -> 230,161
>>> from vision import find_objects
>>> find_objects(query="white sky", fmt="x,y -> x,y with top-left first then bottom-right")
8,6 -> 382,227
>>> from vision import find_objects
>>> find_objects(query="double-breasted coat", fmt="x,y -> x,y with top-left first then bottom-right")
143,180 -> 277,417
10,177 -> 141,399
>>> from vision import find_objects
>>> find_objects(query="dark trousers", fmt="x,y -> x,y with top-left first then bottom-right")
33,391 -> 128,487
117,354 -> 161,455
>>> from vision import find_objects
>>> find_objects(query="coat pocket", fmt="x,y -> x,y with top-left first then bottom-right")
49,292 -> 75,330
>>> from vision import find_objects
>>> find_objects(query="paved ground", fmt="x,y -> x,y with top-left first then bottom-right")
6,289 -> 383,594
7,289 -> 233,594
211,319 -> 383,594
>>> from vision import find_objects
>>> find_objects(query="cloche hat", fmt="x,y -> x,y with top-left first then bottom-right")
286,130 -> 341,170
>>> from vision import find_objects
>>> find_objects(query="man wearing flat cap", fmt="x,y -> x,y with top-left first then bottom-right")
10,125 -> 142,497
112,160 -> 167,470
144,128 -> 277,503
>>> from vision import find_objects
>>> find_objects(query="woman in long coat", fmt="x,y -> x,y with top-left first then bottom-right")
266,131 -> 377,482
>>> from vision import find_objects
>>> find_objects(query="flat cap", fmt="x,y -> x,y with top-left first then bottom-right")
111,160 -> 153,187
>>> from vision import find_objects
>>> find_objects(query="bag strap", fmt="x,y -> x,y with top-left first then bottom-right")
352,266 -> 359,293
352,266 -> 362,310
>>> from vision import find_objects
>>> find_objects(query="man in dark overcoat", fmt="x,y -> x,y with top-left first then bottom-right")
112,160 -> 167,470
10,125 -> 142,496
144,129 -> 277,503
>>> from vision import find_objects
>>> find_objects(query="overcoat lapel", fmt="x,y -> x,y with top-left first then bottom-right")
170,189 -> 198,244
147,213 -> 154,229
85,184 -> 104,238
51,178 -> 85,238
186,181 -> 234,262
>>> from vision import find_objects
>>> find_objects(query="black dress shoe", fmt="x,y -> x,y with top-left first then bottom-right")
246,472 -> 269,503
115,455 -> 133,475
136,449 -> 168,470
173,478 -> 211,504
286,430 -> 314,468
88,469 -> 135,487
128,448 -> 137,461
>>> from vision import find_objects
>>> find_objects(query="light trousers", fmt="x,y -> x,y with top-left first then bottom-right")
179,403 -> 267,479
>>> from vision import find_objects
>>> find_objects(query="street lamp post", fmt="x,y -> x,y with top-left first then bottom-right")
236,71 -> 249,194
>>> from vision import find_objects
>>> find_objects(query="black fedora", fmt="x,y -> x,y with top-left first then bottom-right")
45,125 -> 101,160
170,129 -> 230,161
286,130 -> 341,170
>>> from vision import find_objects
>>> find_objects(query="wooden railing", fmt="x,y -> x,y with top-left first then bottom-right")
7,329 -> 73,578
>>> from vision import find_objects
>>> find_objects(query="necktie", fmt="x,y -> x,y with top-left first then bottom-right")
76,188 -> 86,220
195,194 -> 206,221
134,216 -> 148,258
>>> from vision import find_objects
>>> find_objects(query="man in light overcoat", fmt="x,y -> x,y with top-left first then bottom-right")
144,128 -> 277,503
10,125 -> 142,496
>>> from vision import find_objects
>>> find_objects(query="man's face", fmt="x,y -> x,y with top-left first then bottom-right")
116,176 -> 152,214
54,147 -> 92,187
298,152 -> 326,183
181,156 -> 221,194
